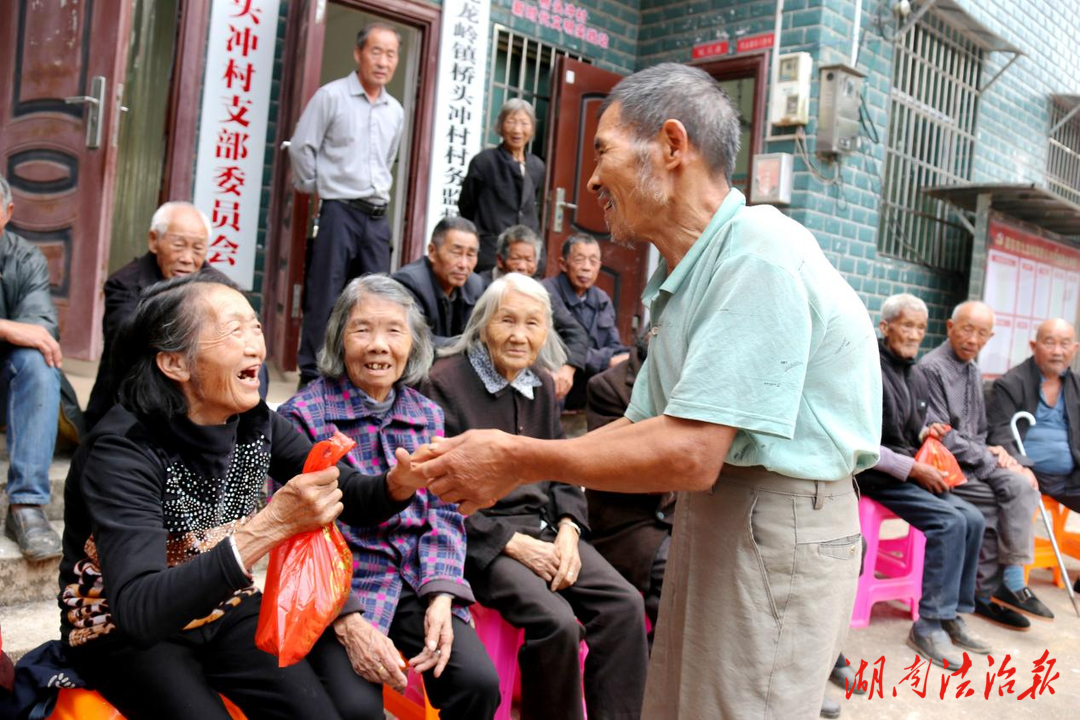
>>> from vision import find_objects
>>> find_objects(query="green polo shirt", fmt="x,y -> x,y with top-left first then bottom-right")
625,189 -> 881,481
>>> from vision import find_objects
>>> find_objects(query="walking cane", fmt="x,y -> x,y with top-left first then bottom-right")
1010,411 -> 1080,618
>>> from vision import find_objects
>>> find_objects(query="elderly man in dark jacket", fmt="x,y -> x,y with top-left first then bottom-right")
393,217 -> 486,348
0,173 -> 62,561
84,202 -> 266,427
857,294 -> 989,666
988,318 -> 1080,514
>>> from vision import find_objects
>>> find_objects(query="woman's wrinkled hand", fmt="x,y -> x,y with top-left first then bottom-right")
333,613 -> 408,692
262,466 -> 343,539
504,532 -> 560,584
409,595 -> 454,677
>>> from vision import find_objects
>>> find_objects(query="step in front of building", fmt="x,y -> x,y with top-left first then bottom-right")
0,520 -> 63,606
0,598 -> 59,663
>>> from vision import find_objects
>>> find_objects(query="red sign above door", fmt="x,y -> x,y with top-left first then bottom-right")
692,40 -> 729,60
736,32 -> 775,53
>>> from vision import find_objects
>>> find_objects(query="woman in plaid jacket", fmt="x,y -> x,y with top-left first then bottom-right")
278,275 -> 499,720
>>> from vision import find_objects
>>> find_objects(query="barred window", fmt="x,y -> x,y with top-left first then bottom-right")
879,12 -> 982,271
484,25 -> 588,161
1047,98 -> 1080,206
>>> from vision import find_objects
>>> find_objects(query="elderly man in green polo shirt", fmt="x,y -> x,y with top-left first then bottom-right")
413,63 -> 882,719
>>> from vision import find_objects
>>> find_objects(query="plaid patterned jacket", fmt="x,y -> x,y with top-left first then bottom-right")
278,377 -> 473,633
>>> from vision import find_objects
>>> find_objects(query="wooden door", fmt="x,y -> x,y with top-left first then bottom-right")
0,0 -> 133,360
543,57 -> 646,343
263,0 -> 326,372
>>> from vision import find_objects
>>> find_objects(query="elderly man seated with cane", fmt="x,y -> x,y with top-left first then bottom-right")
988,318 -> 1080,595
918,300 -> 1048,628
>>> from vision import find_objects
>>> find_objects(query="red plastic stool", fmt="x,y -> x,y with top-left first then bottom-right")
850,496 -> 926,628
471,604 -> 587,720
383,666 -> 440,720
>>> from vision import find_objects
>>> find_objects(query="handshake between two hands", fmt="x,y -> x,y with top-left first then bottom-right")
386,428 -> 523,515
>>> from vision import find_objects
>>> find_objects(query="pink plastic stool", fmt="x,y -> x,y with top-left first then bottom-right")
471,604 -> 587,720
850,495 -> 926,628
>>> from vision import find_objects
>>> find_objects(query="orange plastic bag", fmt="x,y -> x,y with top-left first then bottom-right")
255,432 -> 356,666
914,433 -> 966,488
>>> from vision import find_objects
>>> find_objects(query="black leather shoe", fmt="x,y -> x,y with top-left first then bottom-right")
4,506 -> 62,562
907,628 -> 963,670
974,598 -> 1031,631
941,616 -> 991,655
820,697 -> 841,718
993,586 -> 1054,620
829,662 -> 866,695
1074,576 -> 1080,594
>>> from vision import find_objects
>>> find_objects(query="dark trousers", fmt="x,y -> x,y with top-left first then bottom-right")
644,534 -> 669,640
469,533 -> 648,720
306,585 -> 500,720
864,483 -> 984,619
951,466 -> 1040,598
1035,470 -> 1080,514
66,595 -> 342,720
298,200 -> 392,380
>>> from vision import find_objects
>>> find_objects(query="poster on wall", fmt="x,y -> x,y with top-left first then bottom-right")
425,0 -> 491,241
979,219 -> 1080,376
192,0 -> 281,290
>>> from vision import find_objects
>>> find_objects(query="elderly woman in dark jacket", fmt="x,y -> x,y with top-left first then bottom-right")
457,99 -> 545,272
420,274 -> 648,720
58,273 -> 424,720
278,275 -> 498,719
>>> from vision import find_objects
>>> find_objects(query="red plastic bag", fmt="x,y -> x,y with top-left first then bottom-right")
914,434 -> 966,488
256,432 -> 356,666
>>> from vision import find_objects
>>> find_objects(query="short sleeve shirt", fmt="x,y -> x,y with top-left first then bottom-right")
626,189 -> 881,481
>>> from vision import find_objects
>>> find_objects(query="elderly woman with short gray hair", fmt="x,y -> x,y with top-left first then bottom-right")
421,273 -> 648,720
458,98 -> 545,272
278,274 -> 499,720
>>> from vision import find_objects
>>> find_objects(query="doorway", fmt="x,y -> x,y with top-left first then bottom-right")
694,54 -> 768,201
318,5 -> 420,266
263,0 -> 439,372
108,0 -> 180,274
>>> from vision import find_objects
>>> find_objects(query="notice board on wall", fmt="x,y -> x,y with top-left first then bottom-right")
979,219 -> 1080,377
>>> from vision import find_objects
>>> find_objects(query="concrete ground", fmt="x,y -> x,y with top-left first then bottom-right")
37,362 -> 1080,718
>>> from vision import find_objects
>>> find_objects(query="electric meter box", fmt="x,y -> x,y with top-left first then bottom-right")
817,63 -> 866,155
769,52 -> 812,126
750,152 -> 794,205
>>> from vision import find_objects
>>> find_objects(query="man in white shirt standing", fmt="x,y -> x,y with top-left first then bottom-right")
289,23 -> 404,385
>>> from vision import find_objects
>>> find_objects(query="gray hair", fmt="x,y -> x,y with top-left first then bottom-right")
600,63 -> 741,182
561,232 -> 599,259
881,293 -> 928,323
0,173 -> 11,208
431,216 -> 478,249
439,273 -> 567,372
317,274 -> 433,384
357,23 -> 403,51
495,98 -> 536,137
496,225 -> 544,267
150,201 -> 211,238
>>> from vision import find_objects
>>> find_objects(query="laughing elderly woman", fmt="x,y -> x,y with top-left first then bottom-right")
58,273 -> 424,720
420,274 -> 648,720
278,275 -> 499,720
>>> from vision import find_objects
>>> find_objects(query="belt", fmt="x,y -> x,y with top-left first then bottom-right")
340,197 -> 388,217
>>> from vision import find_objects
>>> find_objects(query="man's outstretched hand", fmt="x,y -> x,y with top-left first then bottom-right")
412,429 -> 527,515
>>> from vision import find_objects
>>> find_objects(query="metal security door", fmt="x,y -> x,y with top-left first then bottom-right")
543,57 -> 646,343
0,0 -> 132,359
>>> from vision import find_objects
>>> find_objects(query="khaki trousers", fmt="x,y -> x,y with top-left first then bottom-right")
643,466 -> 861,720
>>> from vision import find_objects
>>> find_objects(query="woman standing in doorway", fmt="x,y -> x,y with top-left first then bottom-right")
458,99 -> 545,273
